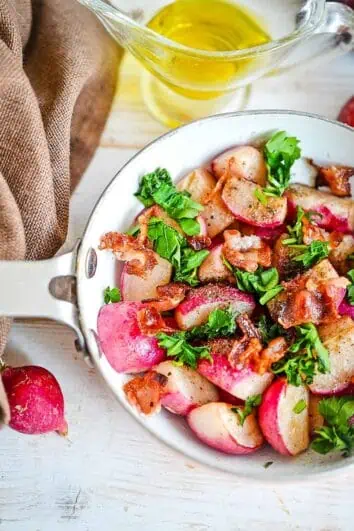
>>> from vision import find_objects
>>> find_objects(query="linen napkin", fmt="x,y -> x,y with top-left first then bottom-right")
0,0 -> 121,356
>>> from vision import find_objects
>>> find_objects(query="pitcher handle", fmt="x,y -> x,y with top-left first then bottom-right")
273,2 -> 354,75
0,241 -> 87,358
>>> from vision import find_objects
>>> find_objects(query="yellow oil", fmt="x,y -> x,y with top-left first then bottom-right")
144,0 -> 271,98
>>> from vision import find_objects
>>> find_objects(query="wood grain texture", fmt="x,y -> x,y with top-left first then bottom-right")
1,52 -> 354,531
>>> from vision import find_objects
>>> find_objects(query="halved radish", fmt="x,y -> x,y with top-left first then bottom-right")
330,234 -> 354,275
175,284 -> 255,330
97,302 -> 165,373
121,254 -> 172,301
198,340 -> 273,400
286,184 -> 354,233
177,168 -> 234,238
339,300 -> 354,320
258,378 -> 309,456
211,145 -> 267,186
240,222 -> 286,242
310,316 -> 354,395
155,361 -> 219,416
187,402 -> 263,455
198,244 -> 233,283
222,175 -> 287,228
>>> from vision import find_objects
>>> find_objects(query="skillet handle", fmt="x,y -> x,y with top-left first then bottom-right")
0,241 -> 87,356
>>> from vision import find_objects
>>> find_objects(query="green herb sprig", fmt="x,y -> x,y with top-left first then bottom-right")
290,240 -> 330,268
272,323 -> 329,386
103,286 -> 121,304
262,131 -> 301,198
187,307 -> 238,341
293,399 -> 307,414
233,266 -> 283,305
311,396 -> 354,457
232,394 -> 262,426
135,168 -> 203,236
157,331 -> 212,369
346,269 -> 354,305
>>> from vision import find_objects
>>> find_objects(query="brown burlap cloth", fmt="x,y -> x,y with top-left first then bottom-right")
0,0 -> 121,359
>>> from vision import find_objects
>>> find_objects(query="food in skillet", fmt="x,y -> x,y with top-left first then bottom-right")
97,131 -> 354,458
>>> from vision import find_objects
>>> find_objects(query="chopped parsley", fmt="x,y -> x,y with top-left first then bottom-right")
290,240 -> 330,268
272,323 -> 329,386
135,168 -> 203,236
293,399 -> 307,414
234,266 -> 283,305
157,331 -> 211,369
346,269 -> 354,305
282,206 -> 305,246
311,396 -> 354,457
187,306 -> 238,341
103,286 -> 121,304
147,218 -> 209,286
263,461 -> 274,469
232,394 -> 262,426
262,131 -> 301,197
125,224 -> 140,237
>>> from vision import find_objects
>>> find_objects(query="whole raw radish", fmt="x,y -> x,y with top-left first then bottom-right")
2,366 -> 67,435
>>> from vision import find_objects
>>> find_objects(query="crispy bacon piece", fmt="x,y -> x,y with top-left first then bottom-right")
203,162 -> 232,204
145,283 -> 189,312
188,234 -> 212,250
301,217 -> 328,245
237,314 -> 261,341
254,337 -> 288,374
222,230 -> 272,273
228,337 -> 263,368
315,165 -> 353,197
137,307 -> 175,336
123,372 -> 168,415
268,266 -> 349,328
99,232 -> 157,278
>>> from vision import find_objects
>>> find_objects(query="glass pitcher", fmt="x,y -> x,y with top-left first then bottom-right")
79,0 -> 354,127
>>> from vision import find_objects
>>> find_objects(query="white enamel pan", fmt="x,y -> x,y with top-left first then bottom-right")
1,111 -> 354,482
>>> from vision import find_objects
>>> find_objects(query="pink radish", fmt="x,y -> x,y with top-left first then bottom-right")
198,340 -> 273,400
187,402 -> 264,455
97,302 -> 165,373
222,175 -> 287,228
121,254 -> 172,301
240,222 -> 286,243
339,300 -> 354,320
1,366 -> 67,435
175,284 -> 255,330
286,184 -> 354,233
309,316 -> 354,395
258,378 -> 309,456
211,145 -> 267,186
155,361 -> 219,416
198,244 -> 233,283
177,168 -> 234,237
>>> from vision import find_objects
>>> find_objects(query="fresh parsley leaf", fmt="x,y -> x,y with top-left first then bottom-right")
232,394 -> 262,426
125,224 -> 140,237
178,218 -> 201,236
187,306 -> 238,340
135,168 -> 203,234
346,269 -> 354,305
234,267 -> 283,305
103,286 -> 121,304
311,396 -> 354,456
263,131 -> 301,197
272,323 -> 329,385
148,217 -> 185,268
293,399 -> 307,414
283,206 -> 305,245
157,331 -> 212,369
135,168 -> 172,207
257,315 -> 286,344
291,240 -> 330,268
174,247 -> 209,286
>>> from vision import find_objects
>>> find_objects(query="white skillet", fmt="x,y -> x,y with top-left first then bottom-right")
1,110 -> 354,482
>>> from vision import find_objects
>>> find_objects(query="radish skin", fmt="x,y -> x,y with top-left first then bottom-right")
187,402 -> 263,455
211,146 -> 267,186
2,366 -> 67,435
97,302 -> 165,373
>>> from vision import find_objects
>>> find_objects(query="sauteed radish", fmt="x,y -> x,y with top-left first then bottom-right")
97,130 -> 354,459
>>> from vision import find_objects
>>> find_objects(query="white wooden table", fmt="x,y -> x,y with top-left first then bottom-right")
1,53 -> 354,531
